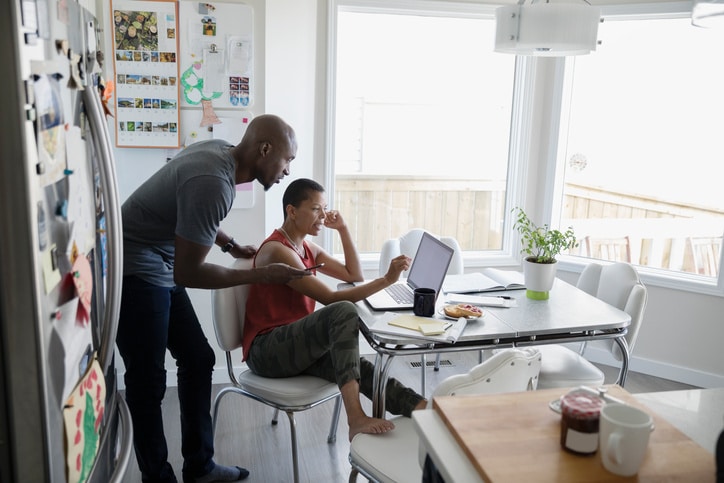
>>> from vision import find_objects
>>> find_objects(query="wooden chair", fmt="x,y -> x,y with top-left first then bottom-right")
210,258 -> 342,483
348,348 -> 542,483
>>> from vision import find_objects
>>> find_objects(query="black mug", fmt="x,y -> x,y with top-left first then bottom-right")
413,288 -> 436,317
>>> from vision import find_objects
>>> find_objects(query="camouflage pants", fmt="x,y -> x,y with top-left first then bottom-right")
246,300 -> 423,417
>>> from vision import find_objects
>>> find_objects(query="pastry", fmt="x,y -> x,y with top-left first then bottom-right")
443,303 -> 483,318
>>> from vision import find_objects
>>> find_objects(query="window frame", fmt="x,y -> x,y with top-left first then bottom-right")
325,0 -> 526,269
550,1 -> 724,296
325,0 -> 724,296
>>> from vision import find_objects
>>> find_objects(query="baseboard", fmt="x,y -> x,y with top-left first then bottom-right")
584,347 -> 724,389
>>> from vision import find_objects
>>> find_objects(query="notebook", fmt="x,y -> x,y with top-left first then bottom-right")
363,232 -> 454,311
442,268 -> 526,294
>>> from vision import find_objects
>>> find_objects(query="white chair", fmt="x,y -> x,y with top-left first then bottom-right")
378,228 -> 463,278
348,348 -> 542,483
210,258 -> 343,483
535,262 -> 648,390
378,229 -> 465,395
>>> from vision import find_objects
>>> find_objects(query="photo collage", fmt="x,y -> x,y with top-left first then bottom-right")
112,3 -> 180,147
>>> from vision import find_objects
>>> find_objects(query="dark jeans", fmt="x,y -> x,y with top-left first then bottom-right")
117,276 -> 216,483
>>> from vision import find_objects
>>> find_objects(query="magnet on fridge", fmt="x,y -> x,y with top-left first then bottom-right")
56,199 -> 68,219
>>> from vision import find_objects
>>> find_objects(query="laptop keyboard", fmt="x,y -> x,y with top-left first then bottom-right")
385,284 -> 414,303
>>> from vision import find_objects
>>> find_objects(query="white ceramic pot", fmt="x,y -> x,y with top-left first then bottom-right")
523,258 -> 558,299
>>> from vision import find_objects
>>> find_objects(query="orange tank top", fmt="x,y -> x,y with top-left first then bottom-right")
241,229 -> 317,360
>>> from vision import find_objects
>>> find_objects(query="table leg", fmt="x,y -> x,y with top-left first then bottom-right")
614,336 -> 630,387
372,352 -> 396,418
421,354 -> 427,396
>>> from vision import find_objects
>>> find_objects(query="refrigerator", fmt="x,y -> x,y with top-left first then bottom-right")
0,0 -> 132,481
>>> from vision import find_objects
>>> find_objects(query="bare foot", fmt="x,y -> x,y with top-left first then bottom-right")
348,415 -> 395,441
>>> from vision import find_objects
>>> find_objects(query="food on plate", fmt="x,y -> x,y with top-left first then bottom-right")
443,303 -> 483,318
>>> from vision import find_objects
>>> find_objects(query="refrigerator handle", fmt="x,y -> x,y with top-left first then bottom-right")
109,393 -> 134,483
82,80 -> 124,374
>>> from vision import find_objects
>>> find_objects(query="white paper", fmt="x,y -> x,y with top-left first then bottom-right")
227,36 -> 251,75
212,116 -> 250,144
445,294 -> 516,308
202,47 -> 225,94
51,297 -> 93,405
65,126 -> 95,253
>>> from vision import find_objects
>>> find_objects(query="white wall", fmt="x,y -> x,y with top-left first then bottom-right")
112,0 -> 724,390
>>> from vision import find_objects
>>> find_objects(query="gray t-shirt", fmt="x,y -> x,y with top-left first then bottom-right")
122,139 -> 236,286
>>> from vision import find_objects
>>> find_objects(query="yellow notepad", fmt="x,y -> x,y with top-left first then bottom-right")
418,323 -> 446,335
388,314 -> 447,335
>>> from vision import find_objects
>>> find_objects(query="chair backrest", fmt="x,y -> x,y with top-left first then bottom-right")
211,258 -> 253,352
577,262 -> 648,360
416,348 -> 541,467
378,228 -> 464,277
428,348 -> 541,405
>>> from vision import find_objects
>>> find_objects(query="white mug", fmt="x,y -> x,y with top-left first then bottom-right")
599,403 -> 654,477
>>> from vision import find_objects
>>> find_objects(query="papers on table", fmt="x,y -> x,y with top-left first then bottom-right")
367,313 -> 468,343
442,268 -> 525,294
445,294 -> 516,308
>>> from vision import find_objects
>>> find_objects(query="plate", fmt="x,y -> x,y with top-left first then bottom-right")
438,305 -> 484,321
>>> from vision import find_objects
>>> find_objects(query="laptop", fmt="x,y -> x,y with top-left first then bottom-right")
363,232 -> 454,311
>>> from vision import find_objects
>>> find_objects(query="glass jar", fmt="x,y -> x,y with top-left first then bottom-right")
560,390 -> 604,455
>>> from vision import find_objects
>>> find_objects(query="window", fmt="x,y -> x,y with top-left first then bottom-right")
555,13 -> 724,290
328,1 -> 724,293
330,2 -> 515,258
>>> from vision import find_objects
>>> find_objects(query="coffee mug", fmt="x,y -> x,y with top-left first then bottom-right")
413,288 -> 436,317
599,403 -> 654,477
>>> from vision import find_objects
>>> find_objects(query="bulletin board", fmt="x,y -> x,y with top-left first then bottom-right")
110,0 -> 182,148
177,1 -> 254,109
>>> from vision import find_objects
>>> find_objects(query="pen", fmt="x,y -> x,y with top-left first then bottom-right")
442,322 -> 453,331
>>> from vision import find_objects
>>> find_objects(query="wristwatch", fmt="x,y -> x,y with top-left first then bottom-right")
221,238 -> 235,253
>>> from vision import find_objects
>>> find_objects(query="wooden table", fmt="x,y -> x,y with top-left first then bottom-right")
427,385 -> 716,482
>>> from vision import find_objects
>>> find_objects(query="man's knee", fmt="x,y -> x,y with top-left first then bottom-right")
178,341 -> 215,374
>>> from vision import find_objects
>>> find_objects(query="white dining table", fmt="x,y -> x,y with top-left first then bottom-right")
356,277 -> 632,418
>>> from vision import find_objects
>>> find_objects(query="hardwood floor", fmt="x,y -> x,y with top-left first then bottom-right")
120,352 -> 698,483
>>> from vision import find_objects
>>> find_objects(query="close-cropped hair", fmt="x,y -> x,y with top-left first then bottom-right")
282,178 -> 325,219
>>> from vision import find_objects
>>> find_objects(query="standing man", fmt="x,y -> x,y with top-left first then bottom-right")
117,114 -> 310,483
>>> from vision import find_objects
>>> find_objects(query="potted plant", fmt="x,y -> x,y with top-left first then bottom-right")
512,207 -> 578,299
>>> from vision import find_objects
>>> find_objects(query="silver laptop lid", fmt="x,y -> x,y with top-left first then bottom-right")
406,232 -> 454,297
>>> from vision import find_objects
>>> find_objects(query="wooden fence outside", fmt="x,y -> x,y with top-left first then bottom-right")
334,176 -> 724,276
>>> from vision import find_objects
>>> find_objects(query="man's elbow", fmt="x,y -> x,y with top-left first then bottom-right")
173,267 -> 196,287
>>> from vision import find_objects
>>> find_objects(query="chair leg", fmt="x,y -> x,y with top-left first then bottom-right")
434,353 -> 441,371
578,341 -> 588,355
271,408 -> 280,425
327,395 -> 342,444
211,386 -> 241,438
284,411 -> 300,483
348,468 -> 359,482
420,354 -> 427,396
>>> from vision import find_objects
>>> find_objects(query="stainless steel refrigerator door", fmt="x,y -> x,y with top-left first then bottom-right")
0,0 -> 130,481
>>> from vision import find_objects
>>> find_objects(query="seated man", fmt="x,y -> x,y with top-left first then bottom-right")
241,178 -> 426,440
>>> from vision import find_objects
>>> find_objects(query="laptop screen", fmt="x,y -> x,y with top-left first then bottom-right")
406,233 -> 454,294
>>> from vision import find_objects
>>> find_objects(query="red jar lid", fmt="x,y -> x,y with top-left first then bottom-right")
560,391 -> 604,420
